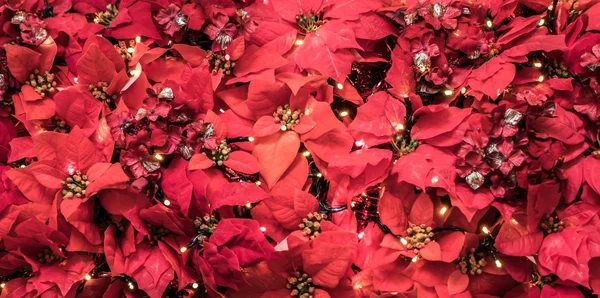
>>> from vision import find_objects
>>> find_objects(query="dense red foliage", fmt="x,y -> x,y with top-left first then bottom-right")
1,0 -> 600,297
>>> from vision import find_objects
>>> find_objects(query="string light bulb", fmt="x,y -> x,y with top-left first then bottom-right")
248,136 -> 255,142
400,238 -> 408,245
538,18 -> 545,26
192,283 -> 199,289
127,47 -> 135,54
245,201 -> 252,208
85,274 -> 92,281
316,173 -> 322,178
439,206 -> 448,215
295,39 -> 304,46
163,199 -> 171,206
280,125 -> 287,131
339,111 -> 349,117
495,259 -> 502,268
259,226 -> 266,232
486,19 -> 493,28
255,181 -> 262,186
411,256 -> 419,262
395,123 -> 404,131
302,151 -> 311,157
358,231 -> 365,239
154,153 -> 163,161
128,282 -> 135,290
548,4 -> 553,10
336,82 -> 344,89
482,226 -> 490,234
444,89 -> 453,96
135,36 -> 141,43
1,283 -> 5,288
74,77 -> 79,84
533,62 -> 542,68
180,246 -> 188,253
511,218 -> 519,225
537,75 -> 545,82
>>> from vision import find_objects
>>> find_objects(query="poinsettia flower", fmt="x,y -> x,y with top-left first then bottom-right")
6,127 -> 129,213
230,225 -> 358,298
379,191 -> 466,263
72,36 -> 129,111
529,139 -> 565,171
5,37 -> 59,121
17,13 -> 49,46
251,90 -> 352,188
251,181 -> 321,242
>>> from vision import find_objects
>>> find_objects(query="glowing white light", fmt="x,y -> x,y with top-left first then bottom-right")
245,201 -> 252,208
538,75 -> 545,82
431,176 -> 439,184
511,218 -> 519,225
163,199 -> 171,206
548,4 -> 553,10
316,173 -> 322,178
255,181 -> 262,186
295,39 -> 304,46
533,62 -> 542,68
482,226 -> 490,234
400,238 -> 408,245
154,153 -> 163,161
444,89 -> 453,96
439,206 -> 448,215
248,136 -> 255,142
495,259 -> 502,268
486,20 -> 493,28
219,109 -> 225,113
395,123 -> 404,131
336,82 -> 344,90
20,165 -> 26,168
358,232 -> 365,239
74,77 -> 79,84
461,87 -> 466,94
302,151 -> 311,157
259,226 -> 267,232
355,140 -> 365,147
538,18 -> 545,26
127,47 -> 134,54
180,247 -> 188,253
192,283 -> 199,289
339,111 -> 349,117
412,256 -> 419,262
67,166 -> 75,175
85,274 -> 92,281
280,125 -> 287,131
1,283 -> 5,288
128,282 -> 135,290
135,36 -> 142,43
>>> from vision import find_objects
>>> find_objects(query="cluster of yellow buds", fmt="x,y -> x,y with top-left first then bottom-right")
206,51 -> 235,75
456,248 -> 487,275
299,212 -> 327,239
287,271 -> 315,298
403,224 -> 434,260
202,140 -> 231,166
26,69 -> 56,97
193,214 -> 218,238
540,214 -> 565,235
94,3 -> 119,27
52,116 -> 70,133
37,247 -> 63,264
89,81 -> 116,103
274,104 -> 303,131
61,171 -> 89,199
295,10 -> 325,32
114,40 -> 136,59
